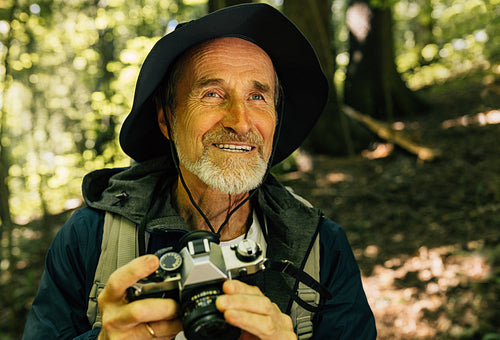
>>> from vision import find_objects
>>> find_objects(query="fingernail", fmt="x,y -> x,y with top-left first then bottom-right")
223,280 -> 235,292
145,255 -> 159,268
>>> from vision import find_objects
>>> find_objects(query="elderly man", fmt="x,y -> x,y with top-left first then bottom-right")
23,4 -> 376,340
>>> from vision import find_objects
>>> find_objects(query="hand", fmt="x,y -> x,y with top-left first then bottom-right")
97,255 -> 183,340
216,280 -> 296,340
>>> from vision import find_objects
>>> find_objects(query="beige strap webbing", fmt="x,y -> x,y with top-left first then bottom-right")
86,212 -> 139,329
290,234 -> 321,339
287,189 -> 321,339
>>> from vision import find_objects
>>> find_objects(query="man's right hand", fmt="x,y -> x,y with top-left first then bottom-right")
97,255 -> 183,339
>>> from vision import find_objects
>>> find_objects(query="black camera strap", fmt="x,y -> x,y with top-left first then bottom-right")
268,260 -> 332,312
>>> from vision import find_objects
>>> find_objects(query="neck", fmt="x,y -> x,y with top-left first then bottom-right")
172,167 -> 253,241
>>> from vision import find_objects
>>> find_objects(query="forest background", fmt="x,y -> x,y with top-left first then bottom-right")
1,0 -> 500,339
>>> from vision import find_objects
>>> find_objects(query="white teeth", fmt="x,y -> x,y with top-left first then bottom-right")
215,144 -> 252,152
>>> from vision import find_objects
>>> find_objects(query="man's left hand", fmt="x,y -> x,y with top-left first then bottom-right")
216,280 -> 295,340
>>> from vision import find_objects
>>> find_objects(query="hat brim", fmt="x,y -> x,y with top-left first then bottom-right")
119,3 -> 328,165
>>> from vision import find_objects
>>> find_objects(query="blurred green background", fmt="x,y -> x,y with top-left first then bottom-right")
1,0 -> 499,339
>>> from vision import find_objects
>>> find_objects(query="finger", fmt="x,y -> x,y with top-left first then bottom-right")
146,319 -> 183,339
224,309 -> 294,340
101,255 -> 159,301
102,319 -> 183,340
216,293 -> 273,314
119,298 -> 180,325
222,280 -> 263,296
99,299 -> 181,337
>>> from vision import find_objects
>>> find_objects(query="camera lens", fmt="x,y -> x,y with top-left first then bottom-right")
181,282 -> 240,340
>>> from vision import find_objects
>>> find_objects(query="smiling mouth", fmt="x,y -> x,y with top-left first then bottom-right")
214,143 -> 254,153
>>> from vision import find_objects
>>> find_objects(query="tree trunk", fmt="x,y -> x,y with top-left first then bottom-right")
344,0 -> 424,121
284,0 -> 353,156
342,105 -> 441,161
0,150 -> 14,270
0,0 -> 16,271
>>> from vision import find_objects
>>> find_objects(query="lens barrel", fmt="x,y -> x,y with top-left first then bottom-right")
181,282 -> 240,340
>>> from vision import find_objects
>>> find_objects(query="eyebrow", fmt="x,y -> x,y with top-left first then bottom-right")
192,77 -> 273,94
193,77 -> 224,89
252,80 -> 272,95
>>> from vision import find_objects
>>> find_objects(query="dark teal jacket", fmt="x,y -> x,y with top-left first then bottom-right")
22,157 -> 376,339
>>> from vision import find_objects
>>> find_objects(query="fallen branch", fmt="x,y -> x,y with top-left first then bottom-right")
342,105 -> 441,161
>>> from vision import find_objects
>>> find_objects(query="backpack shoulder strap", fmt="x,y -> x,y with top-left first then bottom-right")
87,212 -> 139,329
290,233 -> 321,339
286,188 -> 321,339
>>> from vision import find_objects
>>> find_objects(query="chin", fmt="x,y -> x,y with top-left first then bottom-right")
193,158 -> 267,194
177,145 -> 270,194
201,163 -> 266,194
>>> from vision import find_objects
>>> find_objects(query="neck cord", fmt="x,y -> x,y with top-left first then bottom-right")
160,92 -> 284,237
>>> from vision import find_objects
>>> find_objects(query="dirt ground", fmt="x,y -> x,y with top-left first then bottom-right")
276,70 -> 500,339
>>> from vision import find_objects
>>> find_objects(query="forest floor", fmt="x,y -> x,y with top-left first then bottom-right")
277,66 -> 500,339
2,66 -> 500,339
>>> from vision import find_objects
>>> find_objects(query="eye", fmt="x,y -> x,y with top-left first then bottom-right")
204,91 -> 219,98
250,93 -> 264,100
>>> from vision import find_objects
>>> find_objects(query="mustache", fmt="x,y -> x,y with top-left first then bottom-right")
202,128 -> 264,147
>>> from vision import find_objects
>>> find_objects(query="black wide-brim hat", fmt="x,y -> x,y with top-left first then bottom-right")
119,3 -> 328,165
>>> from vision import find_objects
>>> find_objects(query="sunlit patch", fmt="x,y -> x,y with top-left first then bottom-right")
326,172 -> 350,183
65,198 -> 82,210
361,244 -> 491,338
12,227 -> 42,240
314,172 -> 352,188
13,216 -> 32,225
392,121 -> 421,131
441,109 -> 500,128
346,2 -> 372,42
364,245 -> 379,258
361,143 -> 394,160
392,121 -> 406,131
16,260 -> 29,270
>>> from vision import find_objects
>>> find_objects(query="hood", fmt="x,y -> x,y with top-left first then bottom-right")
82,157 -> 186,229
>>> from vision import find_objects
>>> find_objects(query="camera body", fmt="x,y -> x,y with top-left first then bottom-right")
126,231 -> 267,340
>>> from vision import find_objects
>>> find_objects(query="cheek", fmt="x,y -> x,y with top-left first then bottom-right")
179,109 -> 220,149
259,116 -> 277,157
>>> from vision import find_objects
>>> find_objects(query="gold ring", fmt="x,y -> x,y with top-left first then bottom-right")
145,322 -> 157,338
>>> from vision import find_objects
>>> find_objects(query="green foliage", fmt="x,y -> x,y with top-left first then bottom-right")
0,0 -> 206,221
370,0 -> 399,9
332,0 -> 500,92
393,0 -> 499,89
1,1 -> 207,337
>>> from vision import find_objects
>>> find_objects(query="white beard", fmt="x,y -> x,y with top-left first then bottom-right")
173,126 -> 269,195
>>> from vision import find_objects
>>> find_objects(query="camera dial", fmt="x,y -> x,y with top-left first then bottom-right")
232,239 -> 262,262
159,252 -> 183,272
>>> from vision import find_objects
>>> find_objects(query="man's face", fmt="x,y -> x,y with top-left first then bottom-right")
168,37 -> 277,194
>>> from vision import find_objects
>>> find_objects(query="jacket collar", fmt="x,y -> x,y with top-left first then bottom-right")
82,156 -> 184,229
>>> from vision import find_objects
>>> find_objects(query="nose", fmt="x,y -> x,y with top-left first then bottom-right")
221,100 -> 252,135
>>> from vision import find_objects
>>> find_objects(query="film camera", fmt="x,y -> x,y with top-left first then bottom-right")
126,230 -> 267,340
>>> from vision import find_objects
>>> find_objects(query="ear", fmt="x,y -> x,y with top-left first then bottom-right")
156,98 -> 172,140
